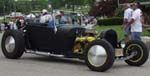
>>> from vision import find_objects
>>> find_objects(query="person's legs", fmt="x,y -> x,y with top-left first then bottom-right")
134,32 -> 141,40
131,32 -> 135,40
131,32 -> 141,40
124,27 -> 131,43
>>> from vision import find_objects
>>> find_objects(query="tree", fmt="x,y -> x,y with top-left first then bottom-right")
89,0 -> 118,17
0,0 -> 95,14
14,0 -> 49,13
0,0 -> 4,15
0,0 -> 13,15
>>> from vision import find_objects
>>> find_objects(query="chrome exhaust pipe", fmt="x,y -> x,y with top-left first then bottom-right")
25,50 -> 64,57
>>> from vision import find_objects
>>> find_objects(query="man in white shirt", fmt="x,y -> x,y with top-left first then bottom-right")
40,9 -> 53,23
123,3 -> 133,42
59,11 -> 67,25
128,2 -> 143,40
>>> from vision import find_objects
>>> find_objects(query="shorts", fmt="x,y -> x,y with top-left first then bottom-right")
124,26 -> 131,36
131,32 -> 142,40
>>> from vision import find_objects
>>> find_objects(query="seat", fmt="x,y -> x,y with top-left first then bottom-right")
27,22 -> 48,26
56,25 -> 85,37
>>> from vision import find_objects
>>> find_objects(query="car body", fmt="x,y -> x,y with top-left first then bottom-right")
1,23 -> 149,72
24,23 -> 88,57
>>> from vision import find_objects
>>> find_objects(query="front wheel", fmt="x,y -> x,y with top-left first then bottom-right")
85,39 -> 115,72
124,40 -> 149,66
1,30 -> 25,59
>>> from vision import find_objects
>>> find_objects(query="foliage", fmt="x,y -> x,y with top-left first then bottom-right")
0,0 -> 149,15
97,17 -> 123,26
0,0 -> 95,14
0,18 -> 10,23
96,25 -> 150,40
115,6 -> 124,17
128,0 -> 149,2
0,0 -> 49,14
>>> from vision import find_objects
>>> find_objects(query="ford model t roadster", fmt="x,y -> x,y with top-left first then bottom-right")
1,23 -> 149,72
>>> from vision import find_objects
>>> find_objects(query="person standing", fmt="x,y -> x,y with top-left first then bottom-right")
123,3 -> 133,43
9,18 -> 16,30
128,2 -> 143,40
16,16 -> 25,29
40,9 -> 53,23
59,11 -> 67,25
0,23 -> 5,31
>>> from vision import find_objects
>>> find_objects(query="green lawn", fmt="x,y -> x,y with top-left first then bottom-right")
0,19 -> 4,23
0,18 -> 10,23
95,25 -> 150,40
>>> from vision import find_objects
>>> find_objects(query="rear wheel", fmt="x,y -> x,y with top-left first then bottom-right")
1,30 -> 25,59
124,40 -> 149,66
85,39 -> 115,72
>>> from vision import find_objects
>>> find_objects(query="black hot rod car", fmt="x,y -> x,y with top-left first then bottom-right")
1,23 -> 149,72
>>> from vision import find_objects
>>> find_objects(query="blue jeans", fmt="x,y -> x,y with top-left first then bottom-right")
124,26 -> 131,36
48,21 -> 54,28
131,32 -> 142,40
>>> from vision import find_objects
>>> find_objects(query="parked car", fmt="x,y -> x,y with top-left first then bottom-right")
6,12 -> 24,18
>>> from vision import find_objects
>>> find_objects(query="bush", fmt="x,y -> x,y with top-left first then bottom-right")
97,17 -> 123,26
115,5 -> 124,17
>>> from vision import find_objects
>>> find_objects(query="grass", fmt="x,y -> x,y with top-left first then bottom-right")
0,18 -> 10,23
95,25 -> 150,40
0,19 -> 4,23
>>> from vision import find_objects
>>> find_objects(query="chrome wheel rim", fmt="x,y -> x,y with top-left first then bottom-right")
88,45 -> 107,67
5,36 -> 15,53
